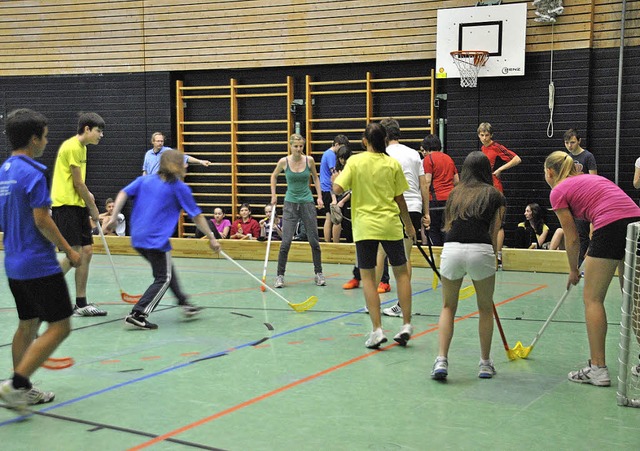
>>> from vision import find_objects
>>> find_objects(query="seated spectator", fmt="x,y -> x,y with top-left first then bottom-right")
211,207 -> 231,239
96,197 -> 126,236
196,207 -> 231,239
229,203 -> 260,240
515,203 -> 549,249
259,203 -> 282,240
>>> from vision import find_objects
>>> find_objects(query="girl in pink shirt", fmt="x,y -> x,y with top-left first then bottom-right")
545,151 -> 640,386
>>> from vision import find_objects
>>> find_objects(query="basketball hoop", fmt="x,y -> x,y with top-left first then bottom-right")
450,50 -> 490,88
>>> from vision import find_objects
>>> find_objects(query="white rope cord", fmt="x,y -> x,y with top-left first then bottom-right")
547,23 -> 555,138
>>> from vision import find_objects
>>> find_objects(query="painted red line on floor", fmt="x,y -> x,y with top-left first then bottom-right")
287,341 -> 303,345
254,344 -> 270,349
140,356 -> 161,361
101,360 -> 121,364
180,352 -> 201,357
128,284 -> 546,450
319,337 -> 334,341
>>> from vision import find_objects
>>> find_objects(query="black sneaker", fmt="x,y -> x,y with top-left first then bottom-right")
181,303 -> 202,318
124,312 -> 158,330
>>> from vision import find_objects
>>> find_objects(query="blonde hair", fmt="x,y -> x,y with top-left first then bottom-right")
477,122 -> 493,135
289,133 -> 305,145
150,131 -> 165,144
544,151 -> 578,185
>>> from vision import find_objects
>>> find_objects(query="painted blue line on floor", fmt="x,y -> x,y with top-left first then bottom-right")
0,287 -> 434,427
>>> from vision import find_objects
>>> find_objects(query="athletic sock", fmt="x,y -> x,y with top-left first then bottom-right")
76,296 -> 88,308
12,372 -> 32,390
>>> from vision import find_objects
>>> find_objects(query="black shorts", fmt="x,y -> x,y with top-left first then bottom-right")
320,191 -> 333,215
52,205 -> 93,247
355,239 -> 407,269
588,217 -> 640,260
9,273 -> 73,323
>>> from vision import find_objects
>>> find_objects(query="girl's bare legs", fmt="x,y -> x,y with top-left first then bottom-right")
437,277 -> 463,357
583,256 -> 618,366
360,268 -> 382,329
391,263 -> 412,324
472,275 -> 496,361
402,238 -> 413,279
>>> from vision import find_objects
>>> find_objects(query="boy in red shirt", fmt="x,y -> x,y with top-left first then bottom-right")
477,123 -> 521,268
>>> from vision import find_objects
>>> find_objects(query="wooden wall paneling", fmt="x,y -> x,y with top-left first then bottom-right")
0,0 -> 145,75
593,0 -> 640,47
1,1 -> 638,76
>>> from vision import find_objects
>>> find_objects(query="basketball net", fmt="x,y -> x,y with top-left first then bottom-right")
450,51 -> 489,88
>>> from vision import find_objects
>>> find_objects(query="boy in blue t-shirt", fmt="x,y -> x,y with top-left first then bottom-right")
106,149 -> 221,329
0,109 -> 81,413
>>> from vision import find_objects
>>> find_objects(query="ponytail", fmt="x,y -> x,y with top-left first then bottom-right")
544,151 -> 578,184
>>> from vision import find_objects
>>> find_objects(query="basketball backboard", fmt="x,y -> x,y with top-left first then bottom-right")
436,3 -> 527,79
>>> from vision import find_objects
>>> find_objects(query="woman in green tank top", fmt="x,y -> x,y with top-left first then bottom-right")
270,134 -> 325,288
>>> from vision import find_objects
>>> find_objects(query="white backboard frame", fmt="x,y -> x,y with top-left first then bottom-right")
436,3 -> 527,79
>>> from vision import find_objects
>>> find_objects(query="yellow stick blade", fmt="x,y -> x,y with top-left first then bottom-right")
506,348 -> 519,360
290,295 -> 318,312
432,273 -> 439,290
459,285 -> 476,300
512,341 -> 533,358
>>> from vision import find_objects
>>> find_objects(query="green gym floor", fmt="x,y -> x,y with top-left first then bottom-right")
0,252 -> 639,450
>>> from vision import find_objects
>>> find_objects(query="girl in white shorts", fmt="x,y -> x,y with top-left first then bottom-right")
431,151 -> 505,381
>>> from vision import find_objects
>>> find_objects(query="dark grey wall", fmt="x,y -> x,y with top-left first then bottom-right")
0,72 -> 172,229
444,46 -> 639,244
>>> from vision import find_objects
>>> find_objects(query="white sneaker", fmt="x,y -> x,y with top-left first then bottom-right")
26,386 -> 55,405
365,328 -> 387,349
73,303 -> 107,317
314,273 -> 326,286
362,305 -> 369,314
632,363 -> 640,377
0,380 -> 29,413
382,303 -> 402,317
393,324 -> 413,346
431,356 -> 448,380
568,360 -> 611,386
181,303 -> 202,318
274,275 -> 284,288
478,359 -> 497,379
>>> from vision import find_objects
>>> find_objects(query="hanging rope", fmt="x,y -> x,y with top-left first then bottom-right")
546,23 -> 555,138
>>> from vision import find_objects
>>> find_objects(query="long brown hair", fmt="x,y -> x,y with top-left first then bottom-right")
158,149 -> 185,182
443,151 -> 501,231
